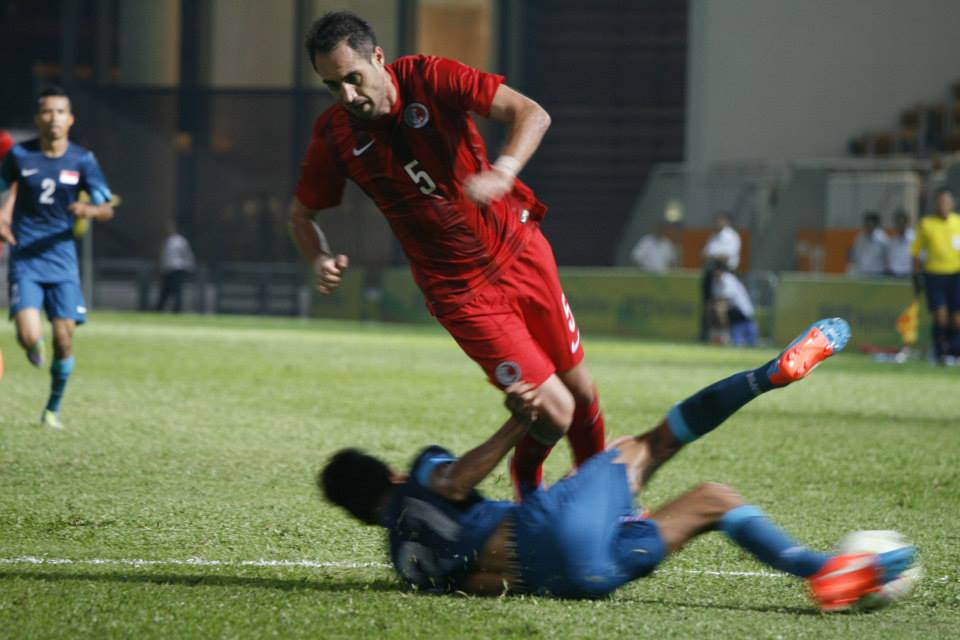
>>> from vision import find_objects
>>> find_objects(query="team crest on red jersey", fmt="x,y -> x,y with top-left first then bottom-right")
495,361 -> 522,386
403,102 -> 430,129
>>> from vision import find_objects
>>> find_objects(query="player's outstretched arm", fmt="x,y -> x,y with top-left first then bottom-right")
68,201 -> 113,222
428,415 -> 531,502
464,85 -> 551,205
288,197 -> 349,294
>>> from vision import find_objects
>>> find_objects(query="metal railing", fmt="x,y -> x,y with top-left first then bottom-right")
89,259 -> 310,317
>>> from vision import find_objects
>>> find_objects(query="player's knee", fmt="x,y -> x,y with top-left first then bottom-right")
538,386 -> 575,432
52,332 -> 72,358
17,327 -> 41,348
694,482 -> 744,516
559,365 -> 595,407
571,386 -> 595,410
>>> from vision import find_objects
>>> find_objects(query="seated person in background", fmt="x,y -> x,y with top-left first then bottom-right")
700,213 -> 741,341
630,221 -> 679,273
885,209 -> 915,277
847,211 -> 889,276
319,318 -> 916,611
708,267 -> 758,347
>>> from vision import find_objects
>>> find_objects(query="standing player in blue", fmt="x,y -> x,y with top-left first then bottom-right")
0,87 -> 114,429
320,318 -> 918,611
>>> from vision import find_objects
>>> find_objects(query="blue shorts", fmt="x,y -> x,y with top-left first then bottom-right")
8,278 -> 87,324
924,272 -> 960,313
513,450 -> 667,598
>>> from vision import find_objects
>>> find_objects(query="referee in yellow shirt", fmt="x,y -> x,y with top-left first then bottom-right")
912,187 -> 960,364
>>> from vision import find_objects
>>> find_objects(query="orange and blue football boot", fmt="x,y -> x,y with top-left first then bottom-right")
807,546 -> 916,611
768,317 -> 851,385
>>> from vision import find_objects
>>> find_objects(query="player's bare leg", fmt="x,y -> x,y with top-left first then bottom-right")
525,374 -> 576,434
41,317 -> 76,429
508,374 -> 574,500
14,308 -> 45,367
608,422 -> 684,494
557,362 -> 606,466
648,482 -> 745,552
50,318 -> 75,360
643,480 -> 916,611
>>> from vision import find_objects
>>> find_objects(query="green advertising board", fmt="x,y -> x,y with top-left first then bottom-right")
310,268 -> 926,351
558,269 -> 700,340
310,269 -> 365,320
772,274 -> 925,349
380,268 -> 433,323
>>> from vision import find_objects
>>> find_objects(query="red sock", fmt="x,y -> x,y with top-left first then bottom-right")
567,391 -> 605,466
511,433 -> 553,495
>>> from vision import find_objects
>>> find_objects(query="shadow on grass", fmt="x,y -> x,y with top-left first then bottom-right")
2,570 -> 826,614
614,594 -> 821,616
0,570 -> 399,594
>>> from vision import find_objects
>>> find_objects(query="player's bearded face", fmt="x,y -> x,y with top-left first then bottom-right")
35,96 -> 74,140
316,42 -> 391,120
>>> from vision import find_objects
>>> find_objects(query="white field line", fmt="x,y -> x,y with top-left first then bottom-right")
1,557 -> 949,583
0,556 -> 389,570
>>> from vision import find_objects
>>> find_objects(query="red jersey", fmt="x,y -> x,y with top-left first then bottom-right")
296,55 -> 547,314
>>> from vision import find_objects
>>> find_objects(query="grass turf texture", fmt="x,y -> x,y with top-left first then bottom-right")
1,312 -> 957,639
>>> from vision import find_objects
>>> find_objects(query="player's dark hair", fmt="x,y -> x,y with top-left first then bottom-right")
304,11 -> 378,70
38,85 -> 69,102
320,448 -> 393,525
37,85 -> 72,115
935,186 -> 953,198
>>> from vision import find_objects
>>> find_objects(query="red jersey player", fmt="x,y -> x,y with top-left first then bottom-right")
289,12 -> 604,499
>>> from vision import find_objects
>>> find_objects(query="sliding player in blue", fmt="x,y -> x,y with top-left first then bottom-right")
320,318 -> 917,610
0,87 -> 114,429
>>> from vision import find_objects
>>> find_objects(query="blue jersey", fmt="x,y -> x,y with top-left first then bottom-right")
383,446 -> 516,593
1,139 -> 112,283
383,448 -> 667,599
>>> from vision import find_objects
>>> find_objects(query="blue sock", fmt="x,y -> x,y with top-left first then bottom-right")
666,361 -> 777,444
46,356 -> 75,413
720,505 -> 828,578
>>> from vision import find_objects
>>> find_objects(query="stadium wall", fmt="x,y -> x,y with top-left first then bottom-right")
686,0 -> 960,175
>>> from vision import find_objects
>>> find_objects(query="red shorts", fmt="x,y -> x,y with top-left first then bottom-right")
436,228 -> 584,389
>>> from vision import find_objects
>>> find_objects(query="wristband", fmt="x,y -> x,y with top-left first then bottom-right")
492,155 -> 521,178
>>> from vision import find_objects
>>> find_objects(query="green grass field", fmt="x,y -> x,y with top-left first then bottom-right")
1,312 -> 958,639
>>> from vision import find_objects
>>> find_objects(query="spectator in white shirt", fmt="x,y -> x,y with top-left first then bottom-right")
884,209 -> 915,277
156,224 -> 196,313
847,211 -> 889,277
702,213 -> 741,271
700,213 -> 742,341
630,221 -> 679,273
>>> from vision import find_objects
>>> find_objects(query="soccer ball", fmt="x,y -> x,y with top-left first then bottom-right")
837,530 -> 921,610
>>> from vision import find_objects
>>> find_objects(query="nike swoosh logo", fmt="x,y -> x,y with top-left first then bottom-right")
570,329 -> 581,354
817,557 -> 875,581
352,139 -> 375,156
22,169 -> 38,176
